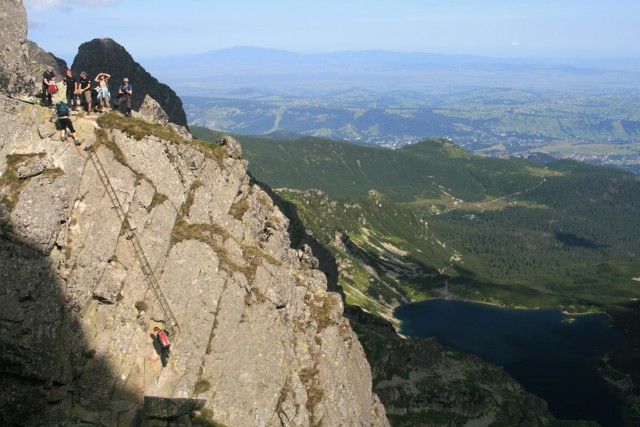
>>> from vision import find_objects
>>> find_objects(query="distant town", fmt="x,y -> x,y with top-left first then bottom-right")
183,88 -> 640,174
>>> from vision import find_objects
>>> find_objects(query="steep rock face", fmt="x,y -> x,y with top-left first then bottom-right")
0,96 -> 387,426
0,0 -> 35,97
72,38 -> 188,127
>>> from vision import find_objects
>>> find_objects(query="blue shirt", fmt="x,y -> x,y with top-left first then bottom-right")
118,84 -> 132,96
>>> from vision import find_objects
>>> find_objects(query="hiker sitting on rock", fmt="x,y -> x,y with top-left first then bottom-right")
153,326 -> 171,367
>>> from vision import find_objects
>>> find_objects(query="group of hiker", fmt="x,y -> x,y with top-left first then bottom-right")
43,65 -> 134,146
42,66 -> 133,116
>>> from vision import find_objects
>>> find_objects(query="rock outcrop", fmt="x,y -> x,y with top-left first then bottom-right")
0,0 -> 35,97
138,94 -> 191,141
142,397 -> 205,426
72,38 -> 188,128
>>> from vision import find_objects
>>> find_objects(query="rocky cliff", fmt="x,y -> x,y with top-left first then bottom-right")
72,38 -> 188,128
0,90 -> 387,427
0,2 -> 387,425
0,0 -> 34,97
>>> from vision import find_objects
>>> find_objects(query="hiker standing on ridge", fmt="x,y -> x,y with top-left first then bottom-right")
77,71 -> 92,114
153,326 -> 171,367
94,72 -> 111,112
62,69 -> 78,111
115,77 -> 133,117
42,66 -> 55,107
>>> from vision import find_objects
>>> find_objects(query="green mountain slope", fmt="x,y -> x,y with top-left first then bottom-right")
192,127 -> 549,204
193,126 -> 640,314
278,188 -> 454,315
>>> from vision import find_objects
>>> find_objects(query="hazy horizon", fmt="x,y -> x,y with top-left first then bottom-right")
25,0 -> 640,64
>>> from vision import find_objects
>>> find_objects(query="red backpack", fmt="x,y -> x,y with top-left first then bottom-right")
158,329 -> 171,348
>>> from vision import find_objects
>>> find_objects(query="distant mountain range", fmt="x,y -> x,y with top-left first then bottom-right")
143,46 -> 640,94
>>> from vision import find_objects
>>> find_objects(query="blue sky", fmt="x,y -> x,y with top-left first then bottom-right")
25,0 -> 640,63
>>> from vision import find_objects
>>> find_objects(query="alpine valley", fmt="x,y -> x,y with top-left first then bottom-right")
192,126 -> 640,426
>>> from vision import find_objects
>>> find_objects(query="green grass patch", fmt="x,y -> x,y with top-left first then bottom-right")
170,220 -> 228,248
147,192 -> 169,213
229,197 -> 249,220
134,301 -> 148,312
97,112 -> 187,143
298,366 -> 323,416
0,153 -> 56,212
94,127 -> 128,167
180,180 -> 203,218
193,379 -> 211,394
190,138 -> 227,168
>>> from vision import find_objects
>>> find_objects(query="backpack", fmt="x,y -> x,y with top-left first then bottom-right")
158,329 -> 171,348
55,101 -> 69,117
48,83 -> 58,94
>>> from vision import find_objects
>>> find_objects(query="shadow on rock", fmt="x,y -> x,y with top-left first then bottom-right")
0,233 -> 140,425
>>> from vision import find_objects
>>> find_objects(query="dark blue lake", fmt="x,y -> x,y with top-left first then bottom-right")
394,299 -> 627,426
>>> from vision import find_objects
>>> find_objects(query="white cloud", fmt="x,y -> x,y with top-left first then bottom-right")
511,41 -> 521,47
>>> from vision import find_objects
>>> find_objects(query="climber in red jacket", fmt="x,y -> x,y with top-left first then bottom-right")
154,326 -> 171,367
